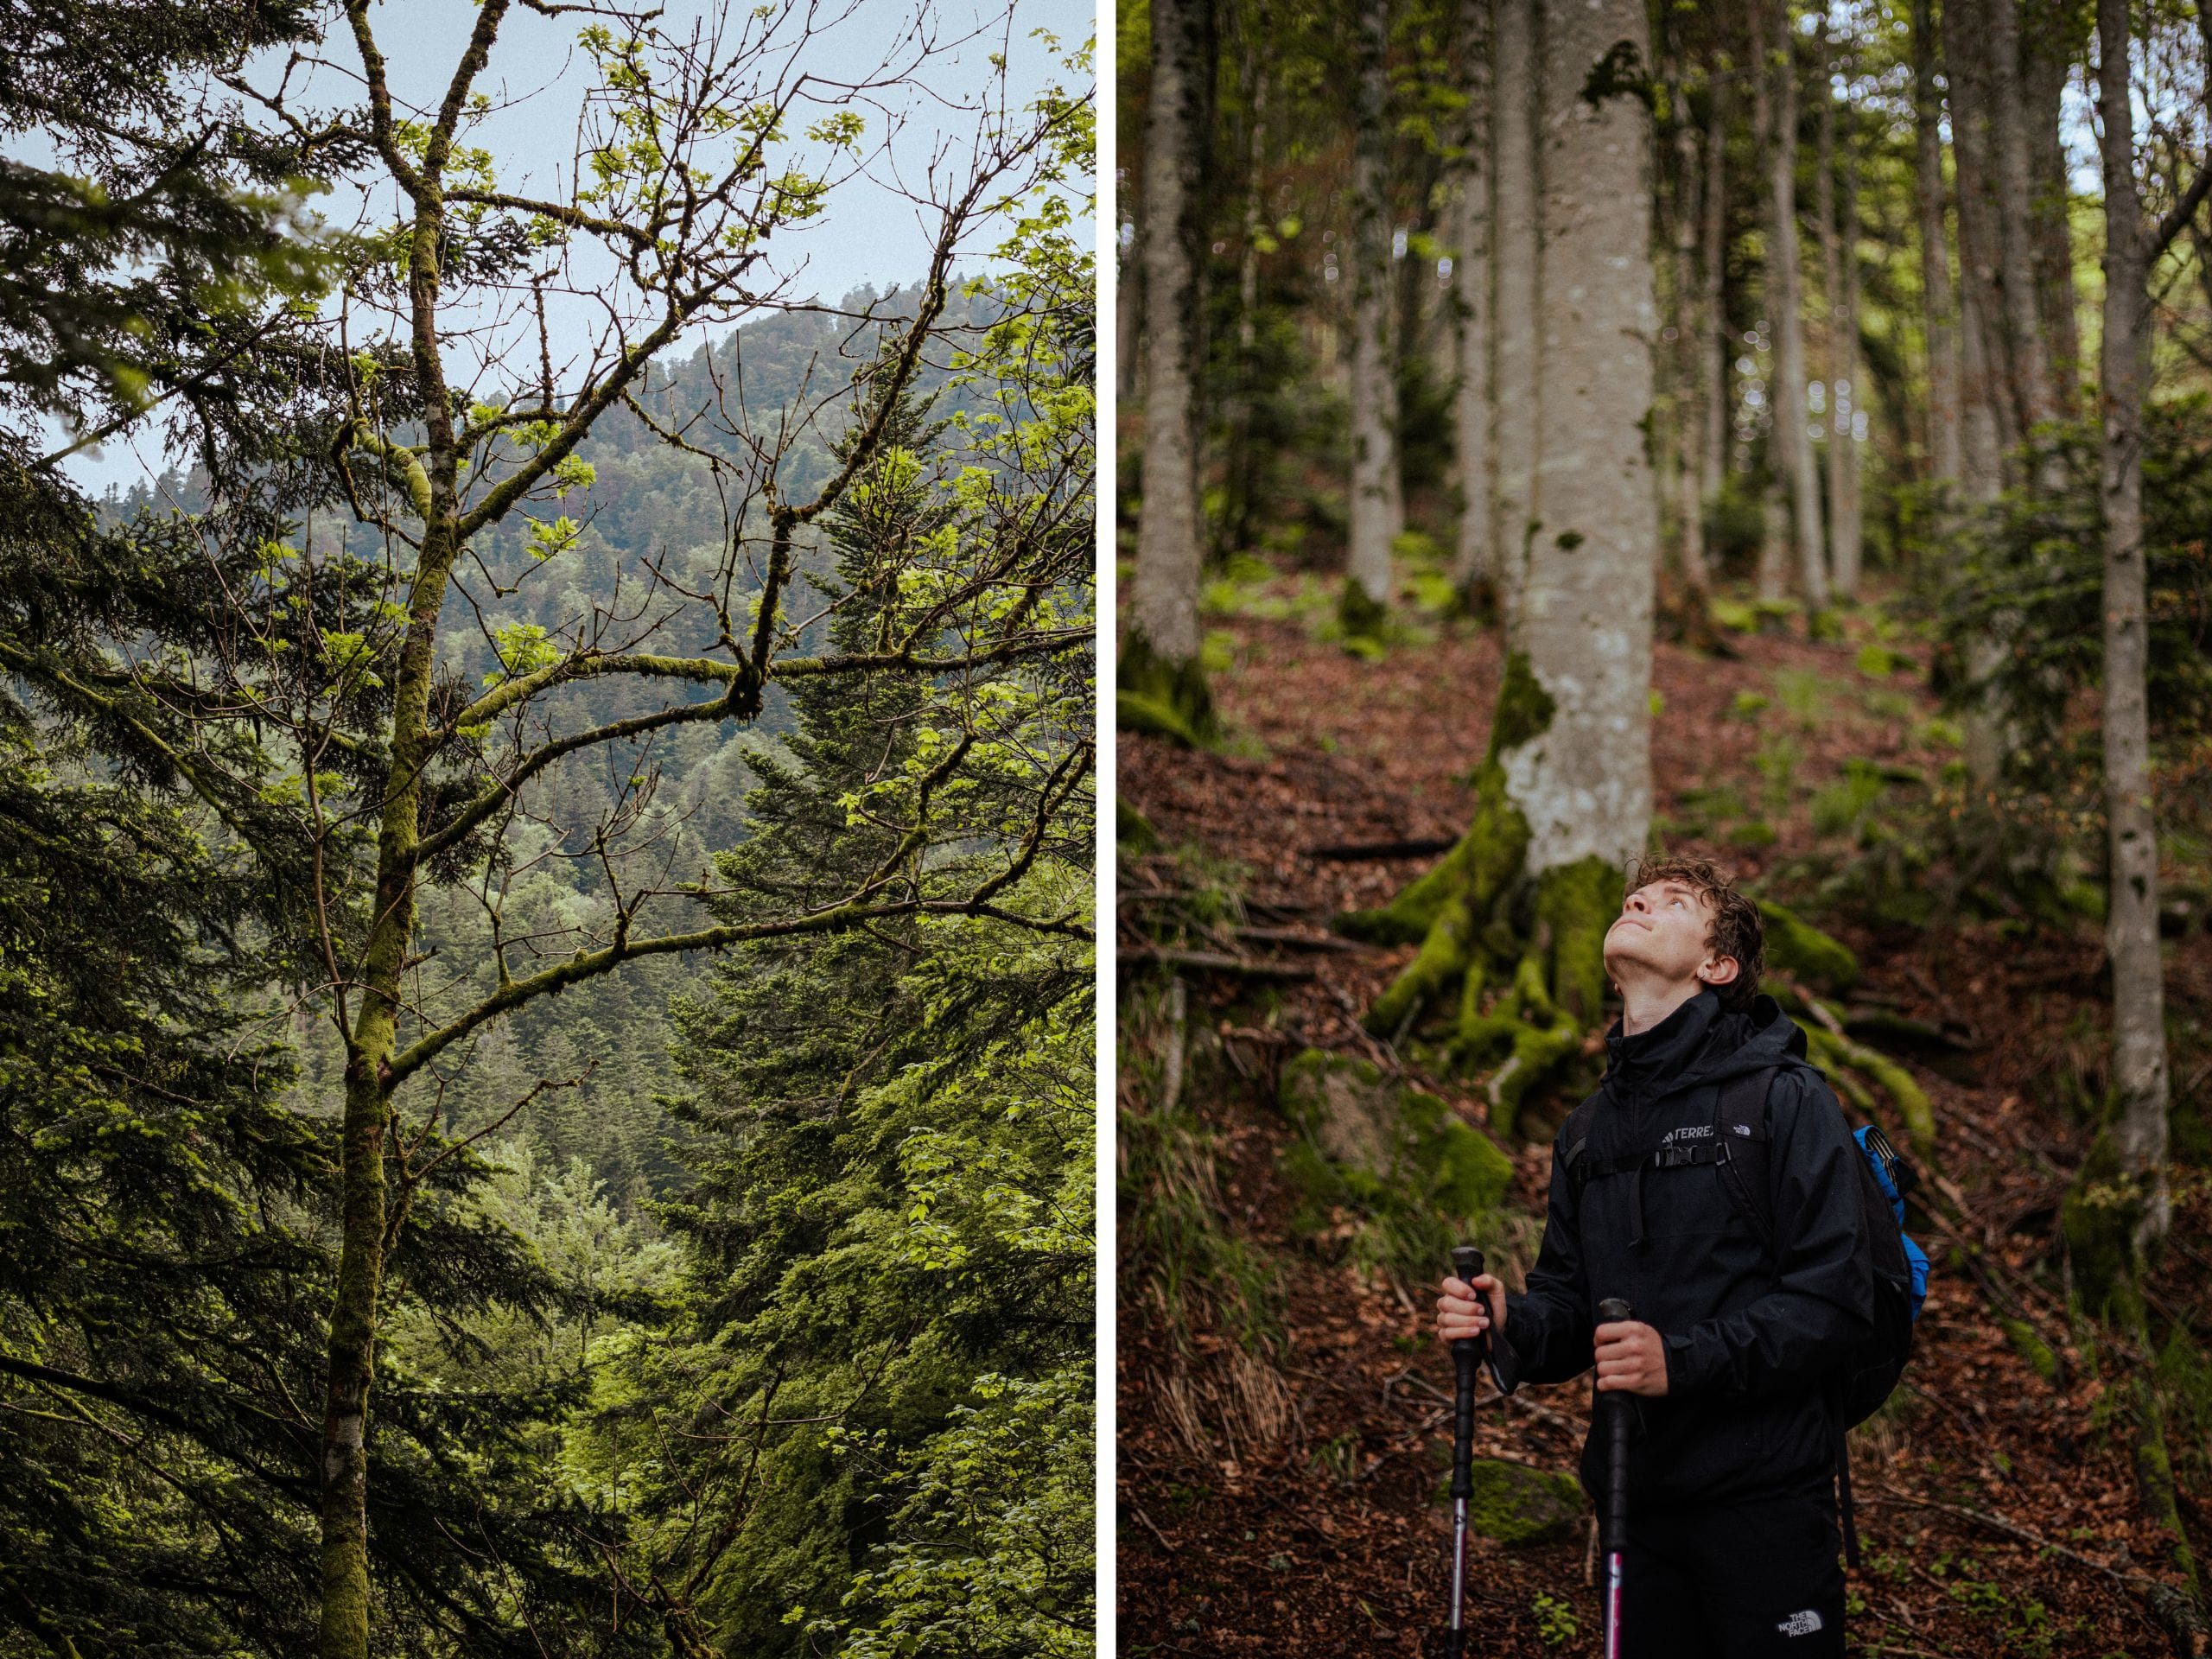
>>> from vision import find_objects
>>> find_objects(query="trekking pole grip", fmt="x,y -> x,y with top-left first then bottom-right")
1597,1296 -> 1633,1557
1448,1247 -> 1485,1500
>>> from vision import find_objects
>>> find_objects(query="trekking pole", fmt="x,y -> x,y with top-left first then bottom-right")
1445,1246 -> 1486,1659
1597,1296 -> 1633,1659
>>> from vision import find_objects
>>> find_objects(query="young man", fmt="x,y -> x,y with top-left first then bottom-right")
1436,856 -> 1872,1656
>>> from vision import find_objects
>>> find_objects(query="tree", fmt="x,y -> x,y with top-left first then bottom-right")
1490,0 -> 1541,626
1344,0 -> 1656,1138
577,194 -> 1094,1654
1344,0 -> 1401,631
1125,0 -> 1217,741
1446,0 -> 1493,604
1815,20 -> 1862,601
1911,0 -> 1963,488
1756,0 -> 1825,608
2090,0 -> 2183,1252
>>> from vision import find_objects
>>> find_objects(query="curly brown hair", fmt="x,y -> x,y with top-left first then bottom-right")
1623,855 -> 1764,1013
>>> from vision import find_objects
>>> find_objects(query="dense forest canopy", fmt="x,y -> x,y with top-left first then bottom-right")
0,3 -> 1095,1656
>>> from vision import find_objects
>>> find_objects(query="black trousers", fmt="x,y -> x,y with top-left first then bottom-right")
1619,1478 -> 1847,1658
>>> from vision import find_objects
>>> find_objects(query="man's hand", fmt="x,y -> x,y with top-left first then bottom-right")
1436,1272 -> 1505,1346
1593,1319 -> 1669,1396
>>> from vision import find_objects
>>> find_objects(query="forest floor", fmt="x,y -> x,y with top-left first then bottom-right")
1115,584 -> 2212,1657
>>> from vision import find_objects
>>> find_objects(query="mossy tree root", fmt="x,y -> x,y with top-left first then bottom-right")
1118,628 -> 1217,748
2133,1374 -> 2202,1599
1338,575 -> 1389,645
1799,1018 -> 1937,1161
1336,654 -> 1615,1139
2058,1131 -> 2206,1611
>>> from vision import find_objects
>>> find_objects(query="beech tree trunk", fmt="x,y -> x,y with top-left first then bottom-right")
1699,85 -> 1729,544
1449,0 -> 1494,598
1816,33 -> 1861,599
1758,472 -> 1789,600
1346,0 -> 1398,614
1669,54 -> 1707,592
1118,215 -> 1143,402
2093,0 -> 2172,1243
1834,115 -> 1862,598
1224,43 -> 1268,559
1942,0 -> 2013,493
1491,0 -> 1541,626
1984,0 -> 2060,442
1529,0 -> 1656,875
1911,0 -> 1962,487
1129,0 -> 1214,679
1344,0 -> 1654,1136
2024,3 -> 2082,405
1758,0 -> 1826,609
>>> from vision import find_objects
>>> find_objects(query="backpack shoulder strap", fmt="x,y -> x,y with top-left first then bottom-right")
1559,1090 -> 1608,1191
1713,1065 -> 1779,1255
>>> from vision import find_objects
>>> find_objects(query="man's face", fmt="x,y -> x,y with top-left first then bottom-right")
1603,878 -> 1735,990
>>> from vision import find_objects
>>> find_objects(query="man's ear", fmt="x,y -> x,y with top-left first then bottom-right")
1699,954 -> 1740,987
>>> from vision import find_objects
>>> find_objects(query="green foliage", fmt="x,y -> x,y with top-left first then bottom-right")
1757,897 -> 1860,992
1942,410 -> 2212,775
580,247 -> 1096,1655
811,1371 -> 1092,1658
1532,1589 -> 1583,1646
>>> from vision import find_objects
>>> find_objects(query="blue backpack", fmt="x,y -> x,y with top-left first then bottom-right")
1713,1066 -> 1929,1562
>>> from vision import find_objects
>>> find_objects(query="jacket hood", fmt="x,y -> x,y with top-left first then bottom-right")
1599,989 -> 1807,1108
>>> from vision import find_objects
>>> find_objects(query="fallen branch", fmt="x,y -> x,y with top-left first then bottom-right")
1303,836 -> 1459,862
1117,946 -> 1316,980
1232,925 -> 1376,953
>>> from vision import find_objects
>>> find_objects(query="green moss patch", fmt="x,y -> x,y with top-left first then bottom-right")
1453,1459 -> 1588,1545
1278,1049 -> 1514,1276
1758,898 -> 1860,991
1118,629 -> 1217,747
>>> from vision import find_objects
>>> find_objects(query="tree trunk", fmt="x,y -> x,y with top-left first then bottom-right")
1669,54 -> 1707,594
1984,0 -> 2060,442
1346,0 -> 1398,620
1529,0 -> 1657,873
1699,83 -> 1729,555
1449,0 -> 1494,601
2093,0 -> 2172,1245
1118,216 -> 1143,402
1911,0 -> 1962,487
316,24 -> 482,1633
1834,106 -> 1862,598
1491,0 -> 1541,628
1816,31 -> 1861,600
1943,0 -> 2013,494
1224,40 -> 1268,560
1758,470 -> 1790,600
2024,1 -> 2082,408
1128,0 -> 1216,722
1344,0 -> 1655,1137
1758,0 -> 1826,609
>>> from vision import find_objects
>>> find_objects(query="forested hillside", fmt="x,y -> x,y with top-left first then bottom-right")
0,3 -> 1095,1656
1118,0 -> 2212,1652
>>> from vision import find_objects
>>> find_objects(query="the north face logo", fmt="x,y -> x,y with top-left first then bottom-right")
1777,1610 -> 1823,1637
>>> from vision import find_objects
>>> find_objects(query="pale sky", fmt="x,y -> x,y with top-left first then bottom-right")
58,0 -> 1091,493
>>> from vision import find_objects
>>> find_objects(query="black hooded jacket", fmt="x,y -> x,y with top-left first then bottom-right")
1498,989 -> 1876,1510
